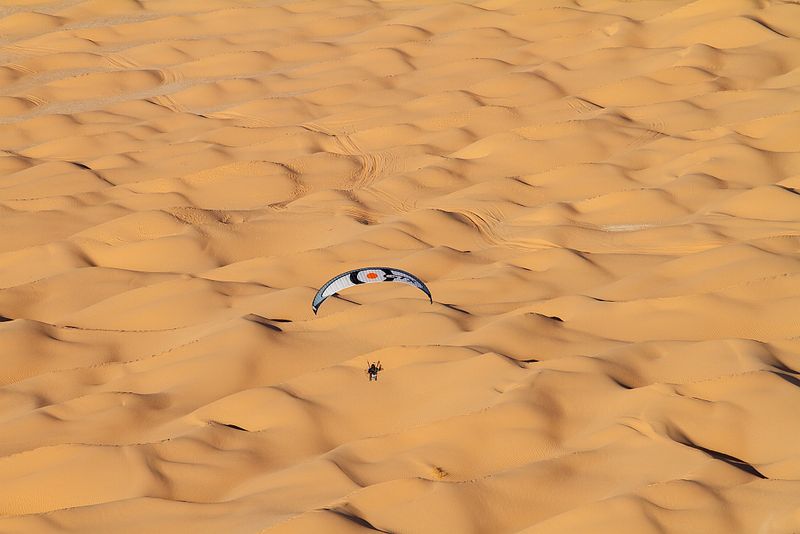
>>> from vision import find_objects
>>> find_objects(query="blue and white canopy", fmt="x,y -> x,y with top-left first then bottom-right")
312,267 -> 432,314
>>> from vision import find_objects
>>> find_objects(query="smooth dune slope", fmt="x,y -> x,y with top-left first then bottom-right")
1,0 -> 800,532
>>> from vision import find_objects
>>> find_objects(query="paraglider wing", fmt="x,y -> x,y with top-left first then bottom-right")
312,267 -> 432,314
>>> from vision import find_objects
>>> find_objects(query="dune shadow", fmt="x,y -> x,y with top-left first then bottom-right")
773,371 -> 800,389
777,185 -> 800,196
442,302 -> 470,314
211,421 -> 249,432
529,312 -> 563,322
770,359 -> 799,374
682,437 -> 767,479
610,376 -> 634,390
332,294 -> 360,306
243,313 -> 283,332
324,507 -> 389,533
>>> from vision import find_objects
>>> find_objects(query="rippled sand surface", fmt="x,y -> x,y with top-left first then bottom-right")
1,1 -> 800,532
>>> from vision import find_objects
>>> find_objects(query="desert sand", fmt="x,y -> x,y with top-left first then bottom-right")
0,0 -> 799,532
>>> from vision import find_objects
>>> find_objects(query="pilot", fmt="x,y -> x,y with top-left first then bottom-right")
367,361 -> 382,381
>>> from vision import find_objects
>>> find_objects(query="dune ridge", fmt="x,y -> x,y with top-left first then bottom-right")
1,0 -> 800,532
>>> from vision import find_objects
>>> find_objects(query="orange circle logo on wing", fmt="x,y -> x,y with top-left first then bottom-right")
366,272 -> 378,279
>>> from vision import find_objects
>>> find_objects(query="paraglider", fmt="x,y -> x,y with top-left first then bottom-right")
312,267 -> 432,314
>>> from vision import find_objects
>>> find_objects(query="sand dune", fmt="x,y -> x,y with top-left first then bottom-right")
1,0 -> 800,532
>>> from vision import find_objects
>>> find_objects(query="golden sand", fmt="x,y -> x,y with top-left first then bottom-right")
1,0 -> 800,532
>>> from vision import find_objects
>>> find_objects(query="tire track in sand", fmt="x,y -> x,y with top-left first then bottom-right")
302,122 -> 387,190
301,121 -> 413,213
